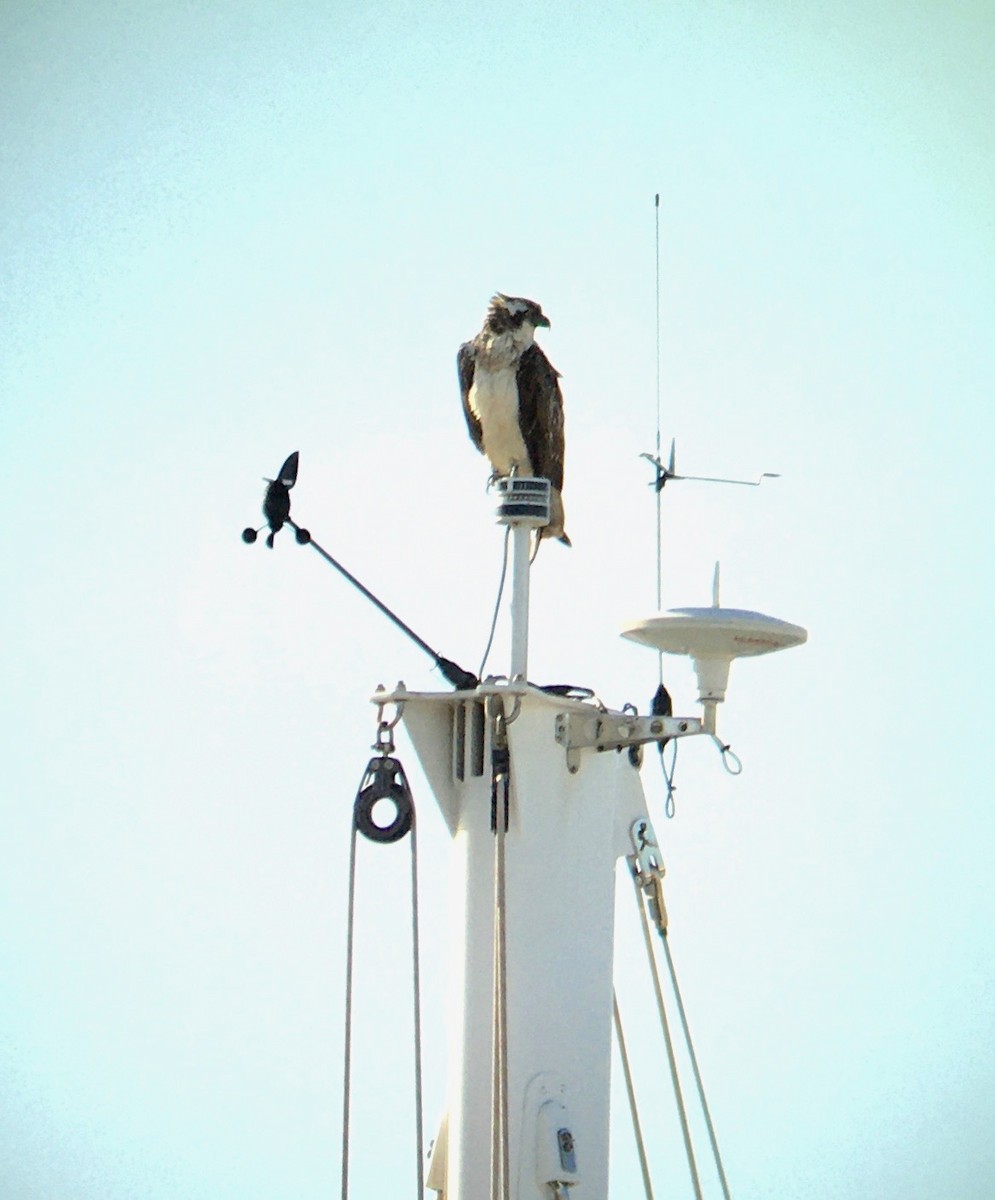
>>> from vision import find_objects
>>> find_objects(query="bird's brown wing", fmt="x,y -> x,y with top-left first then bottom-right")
516,344 -> 564,490
457,341 -> 483,452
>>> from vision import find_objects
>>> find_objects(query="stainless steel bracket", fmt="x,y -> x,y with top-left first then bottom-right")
629,817 -> 669,935
554,711 -> 701,773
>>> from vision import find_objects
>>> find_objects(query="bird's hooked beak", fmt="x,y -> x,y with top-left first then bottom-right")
534,312 -> 551,329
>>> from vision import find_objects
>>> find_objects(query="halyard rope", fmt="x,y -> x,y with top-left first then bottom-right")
340,750 -> 425,1199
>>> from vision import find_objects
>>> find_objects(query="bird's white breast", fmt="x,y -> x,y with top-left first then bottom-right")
468,366 -> 532,477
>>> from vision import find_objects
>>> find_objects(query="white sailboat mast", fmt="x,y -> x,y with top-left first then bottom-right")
387,480 -> 668,1199
378,477 -> 805,1199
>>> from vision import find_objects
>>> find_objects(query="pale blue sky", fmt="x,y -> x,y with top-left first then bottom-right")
2,2 -> 993,1197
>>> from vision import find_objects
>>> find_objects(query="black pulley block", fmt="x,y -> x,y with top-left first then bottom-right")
354,757 -> 414,844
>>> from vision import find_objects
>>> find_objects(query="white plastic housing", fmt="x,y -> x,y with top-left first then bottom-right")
621,607 -> 807,731
622,607 -> 808,661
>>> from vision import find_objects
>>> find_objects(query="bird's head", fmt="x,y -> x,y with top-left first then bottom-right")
486,293 -> 551,335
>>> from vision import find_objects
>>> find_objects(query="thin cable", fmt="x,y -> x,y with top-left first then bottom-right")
410,816 -> 425,1200
660,933 -> 733,1200
660,738 -> 679,819
479,526 -> 511,680
340,821 -> 359,1200
710,734 -> 743,775
613,989 -> 655,1200
631,871 -> 704,1200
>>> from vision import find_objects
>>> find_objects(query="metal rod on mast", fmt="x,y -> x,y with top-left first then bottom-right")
494,476 -> 551,681
490,728 -> 511,1200
508,522 -> 533,680
401,469 -> 660,1200
489,475 -> 548,1198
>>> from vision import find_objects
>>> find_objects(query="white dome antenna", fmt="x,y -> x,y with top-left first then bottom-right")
621,562 -> 807,734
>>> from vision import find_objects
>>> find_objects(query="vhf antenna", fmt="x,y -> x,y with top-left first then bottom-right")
242,451 -> 478,690
646,195 -> 779,766
644,194 -> 779,610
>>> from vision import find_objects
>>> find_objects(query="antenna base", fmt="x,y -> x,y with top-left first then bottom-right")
620,605 -> 808,731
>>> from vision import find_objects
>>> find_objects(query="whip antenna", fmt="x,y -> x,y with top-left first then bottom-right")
643,192 -> 779,554
654,194 -> 664,681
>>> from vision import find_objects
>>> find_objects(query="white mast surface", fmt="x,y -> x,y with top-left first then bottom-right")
386,480 -> 660,1198
399,683 -> 649,1199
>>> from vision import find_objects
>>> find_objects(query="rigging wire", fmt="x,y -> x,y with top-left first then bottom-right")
612,988 -> 656,1200
630,869 -> 704,1200
629,829 -> 734,1199
660,933 -> 733,1200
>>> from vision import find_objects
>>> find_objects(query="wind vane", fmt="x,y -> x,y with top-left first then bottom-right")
642,437 -> 779,491
242,451 -> 311,547
240,451 -> 477,690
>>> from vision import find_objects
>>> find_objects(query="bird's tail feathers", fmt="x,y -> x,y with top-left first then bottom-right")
530,526 -> 571,562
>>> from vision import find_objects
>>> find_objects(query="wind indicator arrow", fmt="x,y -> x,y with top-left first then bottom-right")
642,438 -> 780,491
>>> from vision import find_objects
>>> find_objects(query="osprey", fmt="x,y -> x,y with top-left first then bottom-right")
458,293 -> 570,545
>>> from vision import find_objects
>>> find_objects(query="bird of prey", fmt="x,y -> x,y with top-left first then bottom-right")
458,293 -> 570,545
